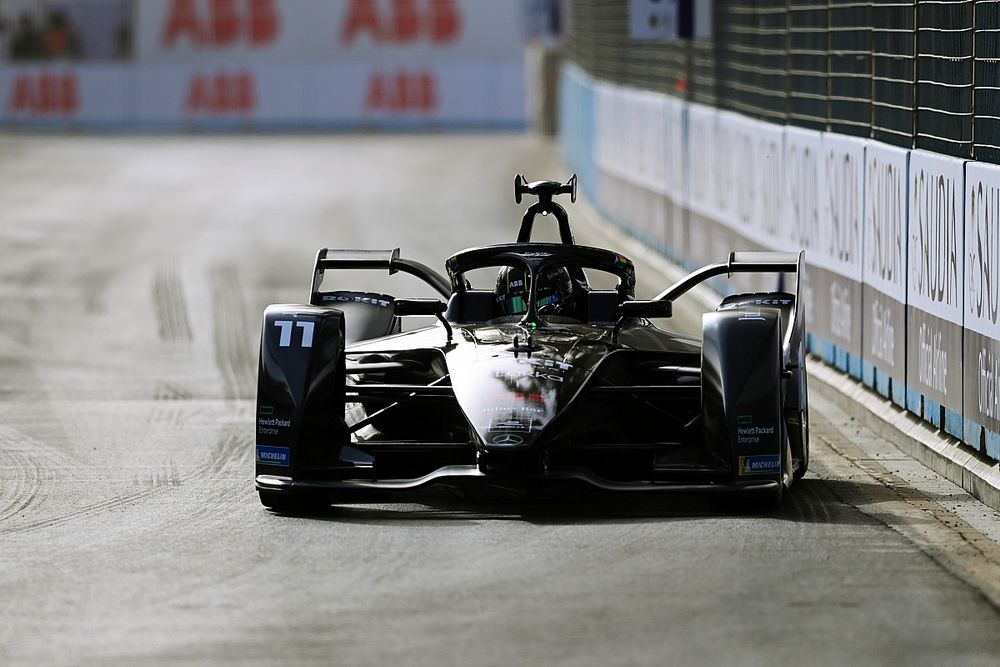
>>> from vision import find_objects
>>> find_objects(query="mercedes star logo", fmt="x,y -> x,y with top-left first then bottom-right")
491,433 -> 524,445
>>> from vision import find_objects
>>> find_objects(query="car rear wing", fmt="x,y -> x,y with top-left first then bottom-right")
654,251 -> 803,302
309,248 -> 451,305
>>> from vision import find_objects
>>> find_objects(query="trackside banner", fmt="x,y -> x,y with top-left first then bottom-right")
559,70 -> 1000,461
1,66 -> 129,125
595,83 -> 687,262
685,103 -> 724,272
135,0 -> 525,61
964,162 -> 1000,457
727,112 -> 783,293
862,141 -> 909,405
907,150 -> 965,436
0,2 -> 527,129
0,60 -> 524,129
814,133 -> 865,376
783,126 -> 824,349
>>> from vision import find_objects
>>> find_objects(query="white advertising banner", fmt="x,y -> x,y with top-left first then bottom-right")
636,91 -> 665,195
753,120 -> 786,251
665,95 -> 684,205
686,102 -> 717,220
908,150 -> 965,325
863,140 -> 909,400
134,65 -> 301,123
623,88 -> 643,186
718,110 -> 757,234
129,59 -> 523,125
594,81 -> 617,175
907,149 -> 965,426
965,162 -> 1000,341
819,133 -> 865,281
864,141 -> 909,303
135,0 -> 525,62
629,0 -> 681,41
0,66 -> 129,124
965,161 -> 1000,451
784,125 -> 825,264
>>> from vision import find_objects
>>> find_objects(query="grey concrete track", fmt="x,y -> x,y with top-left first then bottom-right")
1,133 -> 999,665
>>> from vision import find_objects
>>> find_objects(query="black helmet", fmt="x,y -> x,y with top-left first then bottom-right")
495,265 -> 575,316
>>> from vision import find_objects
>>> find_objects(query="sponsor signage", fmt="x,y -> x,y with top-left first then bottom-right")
805,133 -> 865,375
720,110 -> 756,234
862,141 -> 909,404
0,2 -> 526,128
964,161 -> 1000,456
784,126 -> 824,335
256,445 -> 290,467
14,58 -> 520,128
754,120 -> 786,251
561,70 -> 1000,462
629,0 -> 681,41
906,150 -> 965,435
133,65 -> 301,123
663,95 -> 686,258
1,66 -> 129,124
0,59 -> 524,129
135,0 -> 524,62
738,454 -> 780,475
820,134 -> 865,281
685,102 -> 717,221
665,95 -> 684,205
628,0 -> 712,41
685,103 -> 721,268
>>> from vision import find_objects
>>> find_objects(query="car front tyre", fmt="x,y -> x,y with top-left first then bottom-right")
258,490 -> 328,514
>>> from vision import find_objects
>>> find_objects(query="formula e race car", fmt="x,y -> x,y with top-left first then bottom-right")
255,175 -> 809,511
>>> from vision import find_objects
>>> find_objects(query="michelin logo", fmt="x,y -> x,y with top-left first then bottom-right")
256,446 -> 290,467
738,454 -> 780,475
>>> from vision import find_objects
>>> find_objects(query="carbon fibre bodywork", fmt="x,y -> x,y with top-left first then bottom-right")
255,177 -> 808,508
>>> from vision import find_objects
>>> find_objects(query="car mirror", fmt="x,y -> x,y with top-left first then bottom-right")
613,300 -> 672,346
393,298 -> 451,344
619,299 -> 672,319
394,298 -> 446,317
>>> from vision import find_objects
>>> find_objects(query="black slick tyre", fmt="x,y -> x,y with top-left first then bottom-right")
258,490 -> 328,514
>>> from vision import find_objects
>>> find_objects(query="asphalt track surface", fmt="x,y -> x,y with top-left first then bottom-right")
1,133 -> 1000,666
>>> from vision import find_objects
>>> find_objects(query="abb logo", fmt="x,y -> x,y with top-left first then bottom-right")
163,0 -> 279,48
185,72 -> 256,114
365,70 -> 437,114
6,74 -> 79,115
342,0 -> 461,45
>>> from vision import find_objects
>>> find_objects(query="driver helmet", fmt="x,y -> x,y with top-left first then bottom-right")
495,265 -> 575,316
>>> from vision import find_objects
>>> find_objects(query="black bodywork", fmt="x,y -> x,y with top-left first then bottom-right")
255,176 -> 809,509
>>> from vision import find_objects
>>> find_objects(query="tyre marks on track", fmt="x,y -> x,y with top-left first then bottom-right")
783,478 -> 834,525
210,264 -> 256,400
187,425 -> 255,520
153,270 -> 193,343
0,426 -> 79,526
0,403 -> 253,536
0,431 -> 43,524
154,383 -> 195,401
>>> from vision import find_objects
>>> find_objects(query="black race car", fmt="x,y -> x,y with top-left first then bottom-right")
255,175 -> 809,510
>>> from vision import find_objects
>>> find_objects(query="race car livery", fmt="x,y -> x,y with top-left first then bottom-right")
255,175 -> 809,510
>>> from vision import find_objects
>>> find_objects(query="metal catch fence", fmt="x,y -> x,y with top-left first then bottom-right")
564,0 -> 999,162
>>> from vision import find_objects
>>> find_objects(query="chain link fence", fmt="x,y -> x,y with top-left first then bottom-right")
565,0 -> 999,162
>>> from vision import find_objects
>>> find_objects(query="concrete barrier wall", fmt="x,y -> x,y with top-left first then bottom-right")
561,63 -> 1000,461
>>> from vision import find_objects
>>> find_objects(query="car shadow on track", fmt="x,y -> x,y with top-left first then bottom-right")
265,478 -> 903,526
